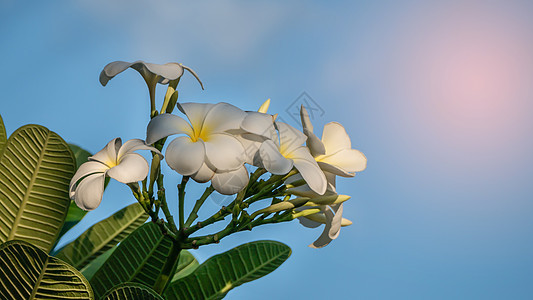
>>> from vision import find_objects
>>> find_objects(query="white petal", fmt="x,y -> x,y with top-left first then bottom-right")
99,61 -> 134,86
69,161 -> 108,198
300,106 -> 325,156
139,62 -> 184,83
204,133 -> 245,172
202,102 -> 246,134
89,138 -> 121,167
318,149 -> 367,176
328,204 -> 343,239
322,122 -> 352,154
298,216 -> 321,228
276,122 -> 307,154
165,137 -> 205,176
234,133 -> 264,165
146,114 -> 194,145
259,140 -> 293,175
107,153 -> 149,183
73,173 -> 106,211
310,208 -> 335,248
117,139 -> 162,159
300,105 -> 314,132
191,163 -> 215,183
177,102 -> 215,133
241,111 -> 275,138
211,166 -> 249,195
289,147 -> 327,195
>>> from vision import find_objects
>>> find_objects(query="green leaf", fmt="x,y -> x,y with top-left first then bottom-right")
0,114 -> 7,152
164,240 -> 291,300
103,282 -> 163,300
0,240 -> 93,299
69,143 -> 92,168
0,125 -> 76,253
90,222 -> 174,299
81,246 -> 116,281
171,250 -> 199,282
55,202 -> 148,270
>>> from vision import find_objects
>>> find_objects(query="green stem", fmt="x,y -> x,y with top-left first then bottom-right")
153,241 -> 182,294
178,176 -> 189,229
184,185 -> 215,228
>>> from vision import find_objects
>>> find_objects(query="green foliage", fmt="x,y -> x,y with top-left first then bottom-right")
0,114 -> 6,151
103,282 -> 163,300
55,202 -> 148,270
171,249 -> 199,282
0,240 -> 93,299
0,124 -> 76,253
164,240 -> 292,300
89,222 -> 175,299
81,246 -> 116,281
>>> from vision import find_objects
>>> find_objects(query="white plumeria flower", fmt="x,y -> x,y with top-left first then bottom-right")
146,102 -> 252,195
286,106 -> 367,248
69,138 -> 162,211
100,60 -> 203,90
258,121 -> 327,195
300,105 -> 367,177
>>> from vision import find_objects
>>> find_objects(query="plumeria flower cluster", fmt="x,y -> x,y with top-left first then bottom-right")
69,60 -> 367,250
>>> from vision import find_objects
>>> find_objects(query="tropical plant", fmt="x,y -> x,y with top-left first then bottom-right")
0,60 -> 366,299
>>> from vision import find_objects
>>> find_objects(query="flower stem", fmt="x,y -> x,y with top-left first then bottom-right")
184,185 -> 215,228
178,176 -> 189,229
153,241 -> 182,294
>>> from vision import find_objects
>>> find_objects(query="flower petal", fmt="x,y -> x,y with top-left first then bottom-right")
107,153 -> 149,183
300,105 -> 325,156
322,122 -> 352,154
298,216 -> 321,228
310,208 -> 335,248
177,102 -> 215,134
202,102 -> 246,134
99,61 -> 134,86
117,138 -> 162,159
289,147 -> 327,195
276,122 -> 307,155
241,111 -> 275,138
73,173 -> 106,211
69,161 -> 108,199
138,62 -> 184,84
191,163 -> 215,183
234,133 -> 265,166
328,204 -> 343,239
89,138 -> 122,167
204,133 -> 245,172
146,114 -> 194,145
259,140 -> 293,175
318,149 -> 367,176
211,166 -> 249,195
165,137 -> 205,176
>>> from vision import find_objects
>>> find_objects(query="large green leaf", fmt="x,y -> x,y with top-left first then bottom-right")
55,202 -> 148,270
0,240 -> 93,299
164,240 -> 292,300
56,144 -> 93,239
81,246 -> 116,281
0,125 -> 75,253
90,222 -> 174,299
103,283 -> 163,300
0,114 -> 6,151
171,250 -> 199,282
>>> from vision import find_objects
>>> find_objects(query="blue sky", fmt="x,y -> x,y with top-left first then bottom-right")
2,0 -> 533,299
